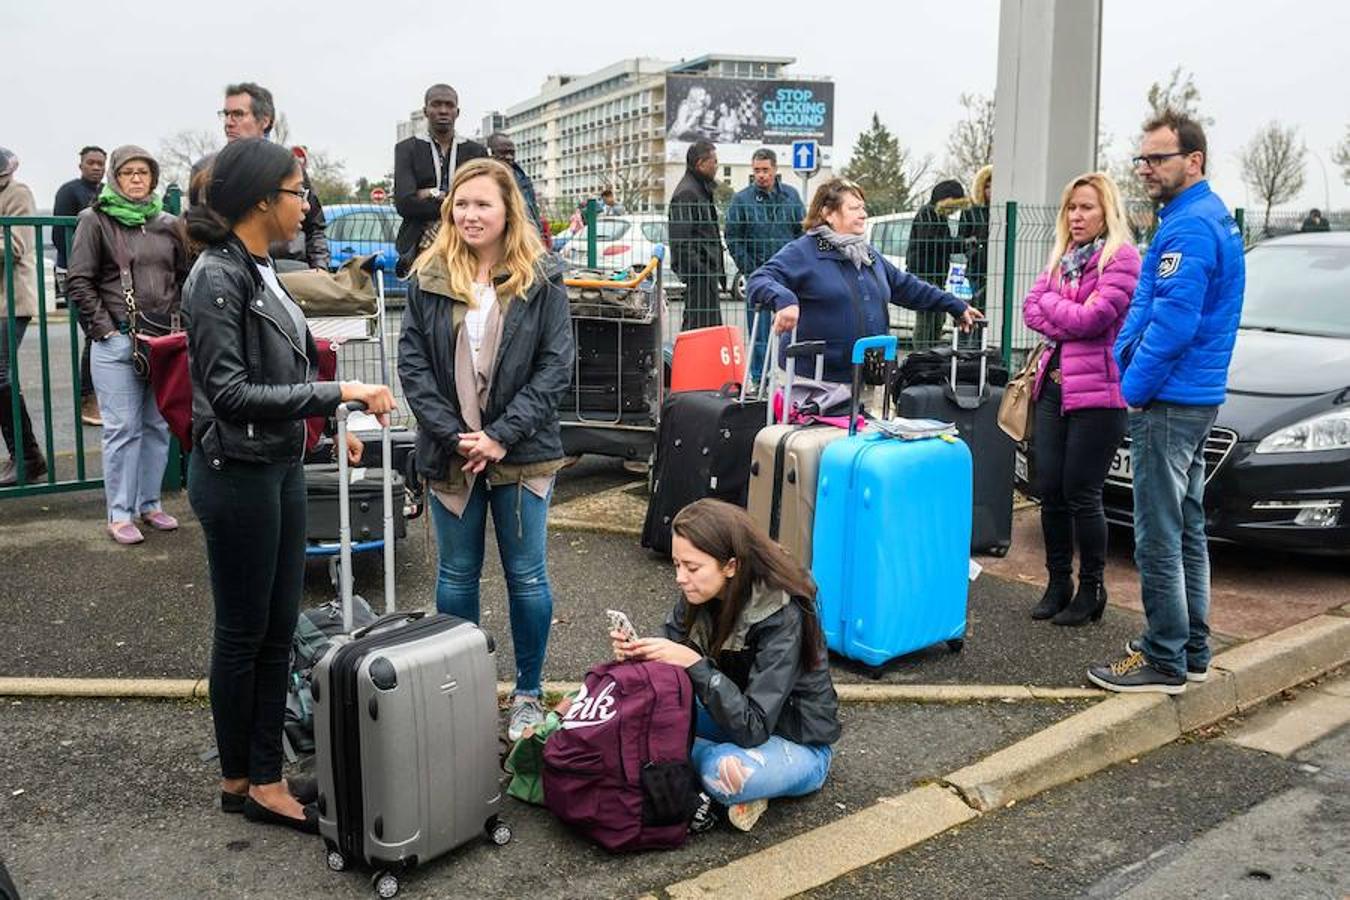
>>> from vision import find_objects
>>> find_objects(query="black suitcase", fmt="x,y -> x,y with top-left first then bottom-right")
305,464 -> 407,543
897,327 -> 1014,556
641,383 -> 767,554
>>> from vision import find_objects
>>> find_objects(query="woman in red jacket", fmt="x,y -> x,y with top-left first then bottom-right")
1023,172 -> 1141,626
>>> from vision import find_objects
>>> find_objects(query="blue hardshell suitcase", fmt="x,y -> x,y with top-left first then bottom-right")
812,336 -> 973,667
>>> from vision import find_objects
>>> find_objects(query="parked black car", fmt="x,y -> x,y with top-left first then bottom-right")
1017,231 -> 1350,555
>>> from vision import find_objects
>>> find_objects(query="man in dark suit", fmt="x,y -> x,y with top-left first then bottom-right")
669,140 -> 725,331
393,84 -> 488,275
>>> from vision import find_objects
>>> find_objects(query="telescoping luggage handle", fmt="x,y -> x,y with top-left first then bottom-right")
947,321 -> 991,407
767,337 -> 827,426
848,335 -> 898,436
335,400 -> 397,633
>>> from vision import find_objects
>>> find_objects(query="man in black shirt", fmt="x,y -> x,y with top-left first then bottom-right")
392,84 -> 488,275
52,145 -> 106,425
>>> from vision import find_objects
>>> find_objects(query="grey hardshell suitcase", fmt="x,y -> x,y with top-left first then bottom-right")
747,341 -> 847,568
311,403 -> 510,897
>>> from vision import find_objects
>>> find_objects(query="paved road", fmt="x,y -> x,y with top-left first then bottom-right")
806,721 -> 1349,900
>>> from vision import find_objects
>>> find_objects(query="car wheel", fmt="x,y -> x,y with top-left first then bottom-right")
732,272 -> 747,303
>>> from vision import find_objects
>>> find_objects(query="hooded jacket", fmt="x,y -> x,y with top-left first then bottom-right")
1023,243 -> 1141,412
66,145 -> 187,340
665,584 -> 841,748
397,252 -> 574,483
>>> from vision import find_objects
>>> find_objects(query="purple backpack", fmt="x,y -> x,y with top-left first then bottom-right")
542,660 -> 699,852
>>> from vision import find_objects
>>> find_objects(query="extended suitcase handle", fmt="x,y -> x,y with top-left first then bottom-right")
335,397 -> 397,633
947,322 -> 991,409
352,610 -> 427,641
768,338 -> 826,425
848,336 -> 898,436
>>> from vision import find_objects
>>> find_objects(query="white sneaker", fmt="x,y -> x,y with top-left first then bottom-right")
726,798 -> 769,832
507,695 -> 545,742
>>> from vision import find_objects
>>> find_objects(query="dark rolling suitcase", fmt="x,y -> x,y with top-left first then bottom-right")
312,402 -> 511,897
897,326 -> 1015,556
305,464 -> 407,543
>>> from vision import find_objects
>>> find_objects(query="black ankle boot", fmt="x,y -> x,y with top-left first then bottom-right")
1052,580 -> 1107,626
1031,577 -> 1074,620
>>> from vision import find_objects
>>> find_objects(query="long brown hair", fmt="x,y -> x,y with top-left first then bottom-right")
671,499 -> 826,671
411,158 -> 544,304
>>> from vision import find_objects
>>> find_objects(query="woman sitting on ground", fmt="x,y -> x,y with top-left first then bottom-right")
612,498 -> 841,833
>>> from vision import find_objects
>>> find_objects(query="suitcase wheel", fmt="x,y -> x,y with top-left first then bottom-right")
988,545 -> 1009,558
325,849 -> 347,872
372,871 -> 400,898
946,639 -> 965,653
486,815 -> 512,846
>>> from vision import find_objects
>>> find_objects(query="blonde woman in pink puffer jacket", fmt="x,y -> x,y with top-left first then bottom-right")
1023,172 -> 1141,627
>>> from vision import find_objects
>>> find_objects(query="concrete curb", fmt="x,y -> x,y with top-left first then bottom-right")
0,677 -> 1097,705
547,517 -> 643,538
659,613 -> 1350,899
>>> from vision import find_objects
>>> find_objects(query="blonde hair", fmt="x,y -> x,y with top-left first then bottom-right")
803,178 -> 865,230
971,165 -> 993,206
411,158 -> 544,304
1044,172 -> 1133,283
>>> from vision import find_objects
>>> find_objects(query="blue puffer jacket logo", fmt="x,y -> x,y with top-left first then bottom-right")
1114,181 -> 1245,408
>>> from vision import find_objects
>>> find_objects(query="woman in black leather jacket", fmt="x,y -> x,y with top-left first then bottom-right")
182,138 -> 393,835
613,498 -> 841,834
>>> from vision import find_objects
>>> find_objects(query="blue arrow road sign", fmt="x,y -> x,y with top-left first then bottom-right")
791,140 -> 819,174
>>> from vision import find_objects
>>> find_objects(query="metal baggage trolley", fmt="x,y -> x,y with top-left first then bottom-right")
559,245 -> 667,466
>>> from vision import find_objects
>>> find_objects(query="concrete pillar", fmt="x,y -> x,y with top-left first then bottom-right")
987,0 -> 1102,359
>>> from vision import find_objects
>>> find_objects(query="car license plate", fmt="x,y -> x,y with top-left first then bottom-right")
1014,449 -> 1028,485
1109,446 -> 1133,482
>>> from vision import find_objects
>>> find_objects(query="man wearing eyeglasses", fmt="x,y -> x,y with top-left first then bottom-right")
1088,110 -> 1245,696
190,82 -> 330,270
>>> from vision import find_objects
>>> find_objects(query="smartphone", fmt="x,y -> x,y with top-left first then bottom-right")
606,609 -> 638,642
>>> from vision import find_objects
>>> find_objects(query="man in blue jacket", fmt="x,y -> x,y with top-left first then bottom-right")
725,149 -> 805,386
1089,111 -> 1245,695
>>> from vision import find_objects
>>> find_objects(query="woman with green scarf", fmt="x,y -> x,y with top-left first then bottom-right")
68,145 -> 188,544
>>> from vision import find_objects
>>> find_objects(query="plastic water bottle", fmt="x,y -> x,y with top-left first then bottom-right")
945,261 -> 974,303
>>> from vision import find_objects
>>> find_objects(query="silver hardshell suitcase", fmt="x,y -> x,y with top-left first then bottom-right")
311,402 -> 510,897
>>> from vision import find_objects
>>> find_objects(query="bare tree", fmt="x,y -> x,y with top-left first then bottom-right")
1334,124 -> 1350,185
305,149 -> 352,204
271,112 -> 291,146
1240,121 -> 1307,234
942,93 -> 995,190
157,128 -> 222,188
1145,67 -> 1213,125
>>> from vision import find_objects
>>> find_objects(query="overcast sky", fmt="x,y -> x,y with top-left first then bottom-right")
5,0 -> 1348,213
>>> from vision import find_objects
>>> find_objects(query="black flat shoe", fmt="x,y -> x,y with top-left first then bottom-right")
221,776 -> 316,814
221,790 -> 247,814
243,796 -> 320,835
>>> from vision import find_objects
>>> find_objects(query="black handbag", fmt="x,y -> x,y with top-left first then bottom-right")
97,213 -> 181,379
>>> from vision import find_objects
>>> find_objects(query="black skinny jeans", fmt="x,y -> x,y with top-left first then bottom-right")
1033,379 -> 1127,585
188,452 -> 307,784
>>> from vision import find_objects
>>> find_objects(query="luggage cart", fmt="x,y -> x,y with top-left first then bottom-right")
559,246 -> 667,465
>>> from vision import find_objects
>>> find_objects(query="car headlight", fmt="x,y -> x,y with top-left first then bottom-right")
1254,408 -> 1350,454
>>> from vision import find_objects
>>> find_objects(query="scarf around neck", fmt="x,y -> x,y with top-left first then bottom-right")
96,184 -> 162,227
808,224 -> 872,269
1059,236 -> 1103,287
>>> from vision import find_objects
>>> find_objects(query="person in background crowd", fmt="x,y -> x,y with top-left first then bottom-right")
1022,172 -> 1141,626
66,146 -> 188,545
612,499 -> 842,834
183,137 -> 394,834
486,132 -> 545,239
599,187 -> 625,216
725,148 -> 805,388
1299,208 -> 1331,233
908,179 -> 968,348
398,158 -> 574,742
191,82 -> 329,270
393,83 -> 488,276
52,145 -> 106,426
0,148 -> 47,487
748,177 -> 981,386
958,164 -> 993,310
1089,111 -> 1245,694
670,140 -> 725,331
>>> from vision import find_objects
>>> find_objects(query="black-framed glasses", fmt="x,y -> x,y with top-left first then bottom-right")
277,187 -> 310,202
1131,151 -> 1192,169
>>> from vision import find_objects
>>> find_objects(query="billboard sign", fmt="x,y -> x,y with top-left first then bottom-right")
665,76 -> 834,147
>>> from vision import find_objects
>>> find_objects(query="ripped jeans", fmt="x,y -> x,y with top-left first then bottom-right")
690,702 -> 833,806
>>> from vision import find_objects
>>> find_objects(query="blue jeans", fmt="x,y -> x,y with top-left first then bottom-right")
746,302 -> 773,386
1129,402 -> 1218,677
429,478 -> 554,696
691,702 -> 833,806
90,333 -> 170,521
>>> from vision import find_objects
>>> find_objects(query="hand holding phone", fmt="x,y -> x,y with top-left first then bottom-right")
606,609 -> 638,643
